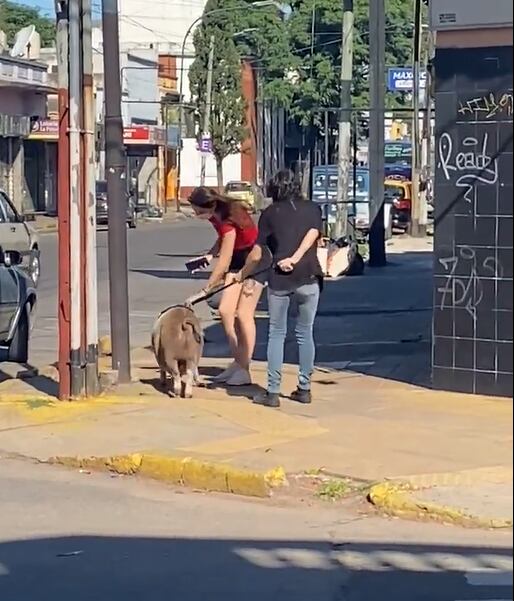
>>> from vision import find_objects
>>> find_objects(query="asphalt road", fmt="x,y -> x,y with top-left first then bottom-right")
31,220 -> 434,386
0,458 -> 512,601
32,218 -> 217,365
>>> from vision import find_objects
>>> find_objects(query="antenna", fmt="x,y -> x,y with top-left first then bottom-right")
10,25 -> 40,59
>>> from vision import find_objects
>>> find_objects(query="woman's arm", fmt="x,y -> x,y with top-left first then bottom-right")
205,230 -> 236,290
278,228 -> 320,272
206,239 -> 221,259
238,244 -> 263,281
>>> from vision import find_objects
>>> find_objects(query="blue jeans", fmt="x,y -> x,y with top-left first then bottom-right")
267,283 -> 320,394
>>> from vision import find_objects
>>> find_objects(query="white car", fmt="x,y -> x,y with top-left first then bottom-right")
0,190 -> 40,286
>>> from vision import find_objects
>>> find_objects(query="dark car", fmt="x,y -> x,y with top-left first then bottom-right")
0,246 -> 37,364
96,181 -> 137,229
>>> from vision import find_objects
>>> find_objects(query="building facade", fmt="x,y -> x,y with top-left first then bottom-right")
431,0 -> 513,397
0,52 -> 54,213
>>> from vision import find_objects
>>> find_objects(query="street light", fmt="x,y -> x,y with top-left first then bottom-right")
175,0 -> 291,208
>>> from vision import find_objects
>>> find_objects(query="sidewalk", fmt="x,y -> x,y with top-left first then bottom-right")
0,350 -> 512,524
0,238 -> 512,526
31,206 -> 193,233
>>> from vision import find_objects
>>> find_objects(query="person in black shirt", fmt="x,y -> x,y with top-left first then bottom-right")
238,170 -> 323,408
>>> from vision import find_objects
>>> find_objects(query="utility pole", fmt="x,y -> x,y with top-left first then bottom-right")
368,0 -> 386,267
55,0 -> 71,400
102,0 -> 131,383
200,34 -> 215,187
335,0 -> 354,240
82,0 -> 100,395
410,0 -> 425,237
68,0 -> 84,396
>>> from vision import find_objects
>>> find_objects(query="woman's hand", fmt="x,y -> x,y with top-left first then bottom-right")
277,257 -> 298,273
184,288 -> 208,307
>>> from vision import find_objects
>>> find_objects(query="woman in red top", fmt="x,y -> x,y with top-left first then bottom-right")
187,187 -> 263,386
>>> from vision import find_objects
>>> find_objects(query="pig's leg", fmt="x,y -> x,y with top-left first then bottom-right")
168,360 -> 181,398
159,368 -> 167,386
184,360 -> 196,398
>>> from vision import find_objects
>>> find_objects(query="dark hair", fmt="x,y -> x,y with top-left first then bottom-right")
188,187 -> 253,229
266,169 -> 304,203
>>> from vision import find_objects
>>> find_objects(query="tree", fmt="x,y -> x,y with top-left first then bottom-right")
0,1 -> 55,48
189,0 -> 248,188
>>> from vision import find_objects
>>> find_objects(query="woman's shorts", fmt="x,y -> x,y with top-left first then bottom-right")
229,247 -> 269,286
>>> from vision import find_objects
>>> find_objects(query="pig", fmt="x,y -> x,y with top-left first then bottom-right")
151,305 -> 203,398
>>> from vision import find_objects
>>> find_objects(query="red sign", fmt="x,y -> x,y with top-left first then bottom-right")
123,126 -> 150,143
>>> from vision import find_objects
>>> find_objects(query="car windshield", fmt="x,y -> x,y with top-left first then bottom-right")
96,182 -> 107,195
385,143 -> 412,165
385,185 -> 405,201
226,182 -> 251,192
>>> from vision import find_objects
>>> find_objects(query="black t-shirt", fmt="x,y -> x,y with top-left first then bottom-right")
257,199 -> 323,291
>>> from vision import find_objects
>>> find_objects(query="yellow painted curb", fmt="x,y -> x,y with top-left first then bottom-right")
50,453 -> 288,498
368,481 -> 513,530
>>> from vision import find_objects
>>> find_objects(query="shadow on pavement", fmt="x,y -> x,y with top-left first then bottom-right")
0,537 -> 511,600
0,365 -> 59,398
202,250 -> 434,389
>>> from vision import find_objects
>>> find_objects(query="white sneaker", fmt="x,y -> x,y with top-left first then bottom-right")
226,368 -> 252,387
213,362 -> 238,383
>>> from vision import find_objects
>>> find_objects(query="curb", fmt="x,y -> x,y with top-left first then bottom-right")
50,453 -> 288,498
368,481 -> 513,529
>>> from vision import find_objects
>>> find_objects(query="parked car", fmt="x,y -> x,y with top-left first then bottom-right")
224,181 -> 259,212
0,189 -> 41,286
384,177 -> 412,232
95,181 -> 137,229
0,246 -> 37,364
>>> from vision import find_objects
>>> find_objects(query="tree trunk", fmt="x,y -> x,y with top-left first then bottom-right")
216,156 -> 224,191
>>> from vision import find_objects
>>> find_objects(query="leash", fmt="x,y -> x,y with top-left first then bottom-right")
189,255 -> 274,306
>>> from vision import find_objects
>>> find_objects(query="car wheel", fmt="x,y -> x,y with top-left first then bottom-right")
29,248 -> 41,286
8,304 -> 29,364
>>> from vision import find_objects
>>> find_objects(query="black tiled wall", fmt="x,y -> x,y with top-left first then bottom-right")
433,46 -> 513,398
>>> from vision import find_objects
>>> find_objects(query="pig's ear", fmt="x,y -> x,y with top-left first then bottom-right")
183,319 -> 203,345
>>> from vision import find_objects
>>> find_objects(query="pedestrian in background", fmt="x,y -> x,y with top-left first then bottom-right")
238,170 -> 323,408
187,187 -> 264,387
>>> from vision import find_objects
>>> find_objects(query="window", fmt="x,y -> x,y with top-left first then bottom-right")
0,192 -> 19,223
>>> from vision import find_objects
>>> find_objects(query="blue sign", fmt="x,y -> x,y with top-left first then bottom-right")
387,68 -> 427,92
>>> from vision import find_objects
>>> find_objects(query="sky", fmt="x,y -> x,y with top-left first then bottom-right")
19,0 -> 55,16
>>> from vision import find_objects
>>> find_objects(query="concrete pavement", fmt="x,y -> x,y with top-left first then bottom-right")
0,457 -> 512,601
0,348 -> 512,523
1,229 -> 512,526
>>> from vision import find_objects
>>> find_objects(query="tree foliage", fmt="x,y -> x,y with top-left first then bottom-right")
189,0 -> 250,186
252,0 -> 417,123
0,1 -> 55,48
191,0 -> 423,168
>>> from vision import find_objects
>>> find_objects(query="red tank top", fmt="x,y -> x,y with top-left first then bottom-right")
209,217 -> 258,251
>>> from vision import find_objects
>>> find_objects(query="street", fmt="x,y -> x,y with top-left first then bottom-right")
32,219 -> 434,386
0,457 -> 512,601
32,219 -> 216,365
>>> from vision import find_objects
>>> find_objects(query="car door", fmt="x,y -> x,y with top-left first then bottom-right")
0,191 -> 30,257
0,261 -> 20,343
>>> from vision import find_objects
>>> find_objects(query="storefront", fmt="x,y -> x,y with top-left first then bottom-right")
25,120 -> 58,214
123,124 -> 169,206
0,54 -> 54,213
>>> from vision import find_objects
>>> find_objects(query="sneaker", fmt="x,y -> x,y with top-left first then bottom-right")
212,362 -> 238,383
253,391 -> 280,408
290,389 -> 312,404
225,368 -> 252,387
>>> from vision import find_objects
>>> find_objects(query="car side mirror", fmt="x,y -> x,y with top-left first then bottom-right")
2,250 -> 22,267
